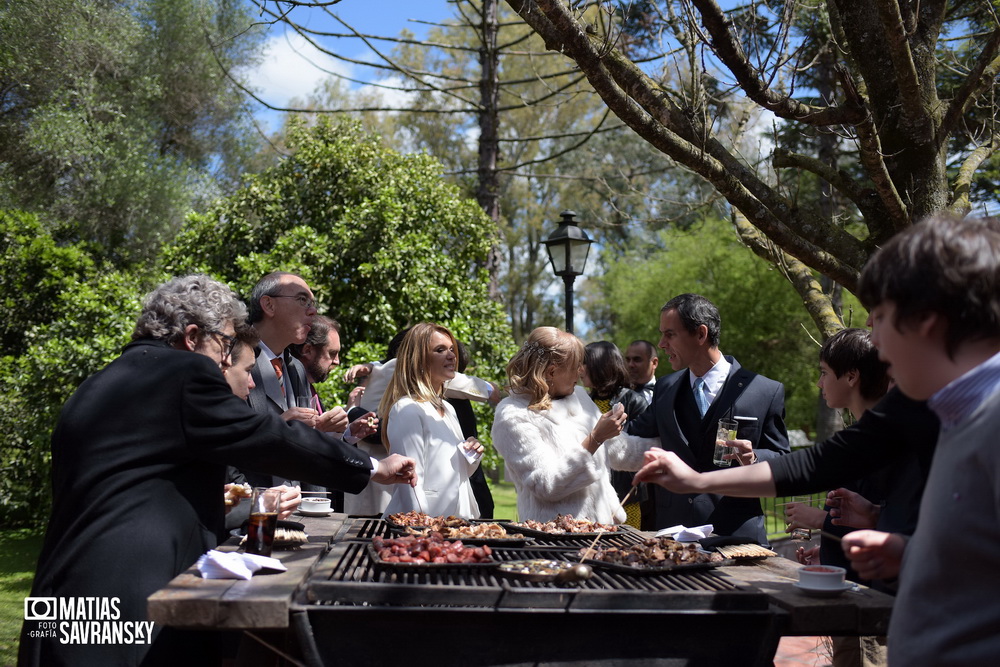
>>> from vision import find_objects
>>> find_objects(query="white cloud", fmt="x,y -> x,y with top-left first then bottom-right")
356,75 -> 416,110
251,32 -> 354,107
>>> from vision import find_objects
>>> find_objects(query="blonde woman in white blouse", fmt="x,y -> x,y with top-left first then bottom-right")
380,323 -> 483,519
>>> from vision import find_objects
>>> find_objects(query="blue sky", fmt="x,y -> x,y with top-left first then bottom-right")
249,1 -> 454,127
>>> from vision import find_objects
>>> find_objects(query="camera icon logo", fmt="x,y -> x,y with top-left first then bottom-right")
24,597 -> 57,621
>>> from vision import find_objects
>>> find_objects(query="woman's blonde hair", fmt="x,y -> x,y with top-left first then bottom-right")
379,322 -> 456,450
506,326 -> 584,411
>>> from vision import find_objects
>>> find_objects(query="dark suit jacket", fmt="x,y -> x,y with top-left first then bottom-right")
243,350 -> 310,488
627,356 -> 789,543
19,340 -> 373,667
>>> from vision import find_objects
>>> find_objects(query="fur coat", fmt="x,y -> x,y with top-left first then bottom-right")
491,386 -> 658,524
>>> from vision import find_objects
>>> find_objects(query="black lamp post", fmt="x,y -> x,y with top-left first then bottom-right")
543,210 -> 593,334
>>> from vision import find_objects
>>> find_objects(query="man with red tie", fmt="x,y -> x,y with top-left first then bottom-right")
243,272 -> 352,488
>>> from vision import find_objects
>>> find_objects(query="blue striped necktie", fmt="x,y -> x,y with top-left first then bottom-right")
693,377 -> 709,417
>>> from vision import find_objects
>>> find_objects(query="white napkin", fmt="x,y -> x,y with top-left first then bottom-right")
195,550 -> 287,580
655,524 -> 713,542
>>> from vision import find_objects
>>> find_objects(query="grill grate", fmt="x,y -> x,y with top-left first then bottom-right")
302,539 -> 767,611
344,518 -> 648,548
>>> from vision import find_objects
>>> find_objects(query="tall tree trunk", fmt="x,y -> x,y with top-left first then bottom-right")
814,44 -> 845,444
477,0 -> 502,299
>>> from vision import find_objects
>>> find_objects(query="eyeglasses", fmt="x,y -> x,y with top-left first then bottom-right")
268,293 -> 316,309
208,329 -> 237,359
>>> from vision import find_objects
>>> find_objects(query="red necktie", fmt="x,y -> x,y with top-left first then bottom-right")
270,357 -> 285,397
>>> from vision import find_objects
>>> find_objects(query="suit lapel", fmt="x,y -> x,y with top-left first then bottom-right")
714,357 -> 752,418
658,372 -> 690,448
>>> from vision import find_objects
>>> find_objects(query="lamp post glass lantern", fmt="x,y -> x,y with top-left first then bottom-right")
543,210 -> 593,334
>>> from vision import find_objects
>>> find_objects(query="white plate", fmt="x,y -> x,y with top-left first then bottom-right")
793,581 -> 853,598
297,509 -> 332,517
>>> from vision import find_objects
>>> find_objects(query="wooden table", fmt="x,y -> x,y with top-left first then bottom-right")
149,514 -> 893,664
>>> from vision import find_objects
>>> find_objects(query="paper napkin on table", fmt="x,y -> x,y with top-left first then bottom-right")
195,550 -> 287,580
655,524 -> 713,542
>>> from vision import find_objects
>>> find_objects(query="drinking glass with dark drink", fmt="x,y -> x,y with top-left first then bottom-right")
247,487 -> 281,557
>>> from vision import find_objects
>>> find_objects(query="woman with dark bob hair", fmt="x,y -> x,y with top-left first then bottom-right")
581,341 -> 650,527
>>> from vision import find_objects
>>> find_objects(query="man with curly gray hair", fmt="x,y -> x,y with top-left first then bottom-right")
20,274 -> 417,667
131,274 -> 246,367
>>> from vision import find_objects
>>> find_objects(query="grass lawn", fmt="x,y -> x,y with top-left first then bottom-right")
0,530 -> 43,667
486,478 -> 518,521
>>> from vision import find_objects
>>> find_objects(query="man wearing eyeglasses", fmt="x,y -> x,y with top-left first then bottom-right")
243,271 -> 356,488
19,275 -> 417,667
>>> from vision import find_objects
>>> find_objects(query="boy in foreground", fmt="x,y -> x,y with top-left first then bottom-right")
839,215 -> 1000,664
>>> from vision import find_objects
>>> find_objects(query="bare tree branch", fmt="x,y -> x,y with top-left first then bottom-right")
872,0 -> 935,144
689,0 -> 862,126
506,0 -> 868,285
950,134 -> 1000,215
733,210 -> 847,337
939,27 -> 1000,143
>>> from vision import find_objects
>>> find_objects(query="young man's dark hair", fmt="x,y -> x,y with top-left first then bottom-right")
288,315 -> 340,359
857,214 -> 1000,358
820,328 -> 889,401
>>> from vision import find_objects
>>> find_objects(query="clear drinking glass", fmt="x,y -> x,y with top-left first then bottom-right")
713,419 -> 738,467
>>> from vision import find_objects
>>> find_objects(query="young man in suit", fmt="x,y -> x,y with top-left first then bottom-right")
626,293 -> 789,543
18,275 -> 416,667
289,315 -> 378,511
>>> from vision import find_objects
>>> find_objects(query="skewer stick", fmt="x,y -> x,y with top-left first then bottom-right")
412,485 -> 425,515
580,486 -> 638,562
819,530 -> 843,543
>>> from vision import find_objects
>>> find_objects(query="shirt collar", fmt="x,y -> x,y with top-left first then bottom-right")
690,355 -> 730,397
258,340 -> 279,362
928,349 -> 1000,430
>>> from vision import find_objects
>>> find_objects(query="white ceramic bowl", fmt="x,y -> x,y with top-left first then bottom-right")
300,497 -> 332,513
798,565 -> 846,589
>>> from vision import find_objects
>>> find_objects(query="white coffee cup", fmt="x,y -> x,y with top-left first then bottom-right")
798,565 -> 846,589
301,497 -> 332,513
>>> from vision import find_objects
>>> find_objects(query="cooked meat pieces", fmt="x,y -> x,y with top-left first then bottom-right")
581,537 -> 723,568
372,534 -> 493,564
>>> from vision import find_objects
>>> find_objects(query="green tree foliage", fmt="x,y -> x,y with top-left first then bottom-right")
0,0 -> 263,266
0,211 -> 96,357
587,215 -> 866,432
162,118 -> 514,402
0,212 -> 150,527
1,118 -> 513,526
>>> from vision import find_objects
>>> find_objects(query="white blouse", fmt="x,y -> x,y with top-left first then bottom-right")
382,397 -> 480,519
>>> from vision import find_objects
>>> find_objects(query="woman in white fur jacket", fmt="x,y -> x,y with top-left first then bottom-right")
491,327 -> 659,524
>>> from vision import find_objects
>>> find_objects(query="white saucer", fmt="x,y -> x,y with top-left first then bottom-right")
297,509 -> 332,517
794,581 -> 853,598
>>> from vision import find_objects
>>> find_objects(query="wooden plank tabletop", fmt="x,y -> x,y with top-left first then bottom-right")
719,556 -> 894,636
147,513 -> 350,630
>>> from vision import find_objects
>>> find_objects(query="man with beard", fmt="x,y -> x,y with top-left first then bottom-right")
290,315 -> 378,510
